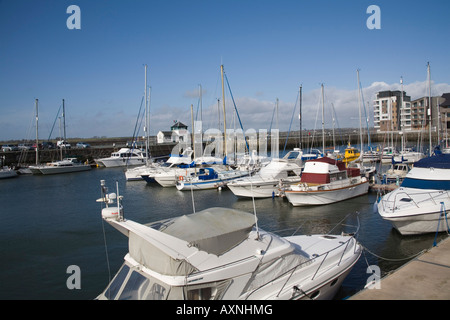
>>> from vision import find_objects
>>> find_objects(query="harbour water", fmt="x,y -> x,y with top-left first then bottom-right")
0,166 -> 447,300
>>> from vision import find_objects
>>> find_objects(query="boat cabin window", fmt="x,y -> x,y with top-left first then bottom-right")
284,151 -> 300,160
184,280 -> 230,300
187,287 -> 212,300
287,170 -> 297,177
102,263 -> 178,300
104,264 -> 130,300
118,269 -> 150,300
329,171 -> 347,182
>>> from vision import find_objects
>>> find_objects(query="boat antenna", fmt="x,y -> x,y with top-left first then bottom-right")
250,179 -> 260,239
99,180 -> 112,289
116,180 -> 122,220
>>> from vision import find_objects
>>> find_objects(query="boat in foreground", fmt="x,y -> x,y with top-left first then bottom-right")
283,157 -> 369,206
377,154 -> 450,235
96,180 -> 361,300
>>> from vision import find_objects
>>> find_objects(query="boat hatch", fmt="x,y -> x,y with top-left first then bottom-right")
399,198 -> 412,202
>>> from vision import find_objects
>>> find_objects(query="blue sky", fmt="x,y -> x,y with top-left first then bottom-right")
1,0 -> 449,141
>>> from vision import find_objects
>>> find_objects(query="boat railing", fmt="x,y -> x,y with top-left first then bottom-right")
380,189 -> 450,213
246,234 -> 358,300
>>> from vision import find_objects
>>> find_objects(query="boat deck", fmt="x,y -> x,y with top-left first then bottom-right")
350,236 -> 450,300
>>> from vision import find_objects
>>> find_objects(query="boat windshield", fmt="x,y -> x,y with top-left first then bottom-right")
101,262 -> 230,300
102,263 -> 180,300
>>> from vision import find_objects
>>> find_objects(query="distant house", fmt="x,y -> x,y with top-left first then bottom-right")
156,131 -> 173,144
157,120 -> 189,144
171,121 -> 188,131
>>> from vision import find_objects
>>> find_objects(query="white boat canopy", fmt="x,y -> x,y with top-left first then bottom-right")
121,208 -> 256,277
148,208 -> 256,256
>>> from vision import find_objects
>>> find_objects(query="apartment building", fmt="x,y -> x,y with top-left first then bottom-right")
374,90 -> 449,133
373,90 -> 410,132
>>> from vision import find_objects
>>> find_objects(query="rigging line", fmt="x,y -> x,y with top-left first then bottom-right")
361,243 -> 427,262
359,79 -> 371,149
48,104 -> 62,141
283,91 -> 300,153
126,95 -> 145,166
268,104 -> 276,133
224,73 -> 249,152
101,219 -> 112,292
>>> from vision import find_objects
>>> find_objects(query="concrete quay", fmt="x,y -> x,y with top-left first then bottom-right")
350,236 -> 450,300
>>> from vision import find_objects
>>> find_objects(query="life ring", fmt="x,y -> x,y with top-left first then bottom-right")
178,176 -> 184,181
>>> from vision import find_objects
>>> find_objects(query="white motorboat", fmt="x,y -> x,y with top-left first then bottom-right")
381,147 -> 399,164
382,163 -> 410,185
362,150 -> 381,163
96,180 -> 362,300
377,154 -> 450,235
228,149 -> 303,198
126,148 -> 194,181
283,157 -> 369,206
176,167 -> 250,191
28,158 -> 91,175
154,167 -> 197,187
95,148 -> 147,168
393,148 -> 425,164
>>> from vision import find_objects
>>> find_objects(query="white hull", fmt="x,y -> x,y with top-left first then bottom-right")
97,158 -> 146,168
229,177 -> 300,198
377,187 -> 450,235
125,167 -> 146,181
176,170 -> 250,191
381,210 -> 449,235
228,181 -> 280,198
0,168 -> 18,179
39,165 -> 91,175
393,152 -> 425,164
29,164 -> 91,175
285,181 -> 369,206
228,149 -> 303,198
154,175 -> 177,187
95,148 -> 147,168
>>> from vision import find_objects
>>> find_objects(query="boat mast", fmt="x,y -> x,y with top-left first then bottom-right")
357,69 -> 364,158
221,65 -> 227,163
35,98 -> 39,165
427,62 -> 432,156
321,84 -> 325,155
191,104 -> 195,160
299,85 -> 302,149
144,64 -> 150,164
62,99 -> 66,143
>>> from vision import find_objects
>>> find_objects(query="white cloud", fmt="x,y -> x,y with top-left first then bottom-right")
149,80 -> 450,135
